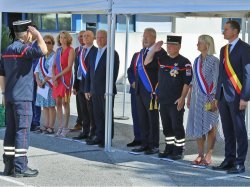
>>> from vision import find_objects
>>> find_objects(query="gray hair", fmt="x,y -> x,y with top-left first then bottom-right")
198,34 -> 216,55
144,28 -> 156,39
96,30 -> 107,38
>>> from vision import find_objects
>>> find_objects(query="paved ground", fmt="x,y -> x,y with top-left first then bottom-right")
0,92 -> 250,186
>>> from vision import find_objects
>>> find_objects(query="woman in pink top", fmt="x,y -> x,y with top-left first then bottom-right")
52,31 -> 75,137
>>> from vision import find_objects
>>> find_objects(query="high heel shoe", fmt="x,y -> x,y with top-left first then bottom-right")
192,155 -> 204,165
200,158 -> 212,166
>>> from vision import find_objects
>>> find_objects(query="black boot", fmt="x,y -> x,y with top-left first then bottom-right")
3,154 -> 14,176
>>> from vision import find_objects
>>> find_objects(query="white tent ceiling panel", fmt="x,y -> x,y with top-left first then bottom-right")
112,0 -> 250,17
0,0 -> 109,14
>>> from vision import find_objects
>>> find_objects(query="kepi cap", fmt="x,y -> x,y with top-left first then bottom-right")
13,20 -> 32,33
166,35 -> 182,44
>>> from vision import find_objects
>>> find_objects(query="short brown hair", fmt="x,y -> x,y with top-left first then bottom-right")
43,34 -> 55,46
56,31 -> 73,46
226,20 -> 240,34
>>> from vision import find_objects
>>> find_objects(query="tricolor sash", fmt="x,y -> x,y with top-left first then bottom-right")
133,52 -> 140,76
55,47 -> 73,90
224,44 -> 242,94
194,56 -> 214,95
39,53 -> 54,88
79,48 -> 88,78
137,49 -> 158,110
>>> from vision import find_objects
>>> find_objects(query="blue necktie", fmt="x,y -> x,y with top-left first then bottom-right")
228,44 -> 232,54
143,48 -> 149,60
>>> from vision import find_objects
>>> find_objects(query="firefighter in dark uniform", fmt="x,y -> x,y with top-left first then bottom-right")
145,36 -> 192,160
0,20 -> 47,177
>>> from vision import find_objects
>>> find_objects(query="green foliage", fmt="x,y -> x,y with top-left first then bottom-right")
1,25 -> 11,52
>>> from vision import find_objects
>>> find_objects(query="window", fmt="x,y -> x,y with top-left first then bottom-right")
41,14 -> 56,30
27,13 -> 71,31
116,15 -> 135,32
58,14 -> 71,31
222,18 -> 242,32
27,14 -> 41,30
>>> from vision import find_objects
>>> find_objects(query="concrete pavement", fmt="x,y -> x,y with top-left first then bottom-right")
0,92 -> 249,186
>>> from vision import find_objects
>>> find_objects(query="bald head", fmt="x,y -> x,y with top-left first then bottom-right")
83,30 -> 95,47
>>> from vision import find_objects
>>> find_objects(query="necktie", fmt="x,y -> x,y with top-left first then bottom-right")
143,48 -> 149,60
95,48 -> 102,70
228,44 -> 232,54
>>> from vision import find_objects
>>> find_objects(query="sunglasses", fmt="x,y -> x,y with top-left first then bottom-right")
45,41 -> 52,45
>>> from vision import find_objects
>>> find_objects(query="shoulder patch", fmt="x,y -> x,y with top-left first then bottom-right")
185,64 -> 192,76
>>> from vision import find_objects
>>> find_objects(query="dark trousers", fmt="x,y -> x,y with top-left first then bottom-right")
75,91 -> 83,125
4,101 -> 32,173
160,104 -> 185,154
78,92 -> 95,136
92,94 -> 114,143
218,92 -> 248,165
136,93 -> 159,149
32,81 -> 41,127
131,93 -> 141,141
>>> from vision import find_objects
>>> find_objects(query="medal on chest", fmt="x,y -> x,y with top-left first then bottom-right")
170,63 -> 179,77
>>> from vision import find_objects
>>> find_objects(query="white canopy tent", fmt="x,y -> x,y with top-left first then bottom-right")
112,0 -> 250,17
1,0 -> 250,152
0,0 -> 108,14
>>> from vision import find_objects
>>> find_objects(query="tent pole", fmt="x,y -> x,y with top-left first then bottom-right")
105,0 -> 112,151
242,18 -> 246,41
105,13 -> 116,152
0,12 -> 2,54
114,14 -> 130,120
107,12 -> 116,151
246,17 -> 250,138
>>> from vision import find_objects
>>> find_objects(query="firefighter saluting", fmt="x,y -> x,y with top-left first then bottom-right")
0,20 -> 47,177
145,36 -> 192,160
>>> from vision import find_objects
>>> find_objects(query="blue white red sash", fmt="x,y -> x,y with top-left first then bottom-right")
55,47 -> 73,90
136,49 -> 158,110
79,48 -> 88,78
137,49 -> 155,93
194,56 -> 213,95
39,56 -> 53,88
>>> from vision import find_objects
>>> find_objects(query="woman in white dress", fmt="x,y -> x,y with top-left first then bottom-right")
186,35 -> 220,165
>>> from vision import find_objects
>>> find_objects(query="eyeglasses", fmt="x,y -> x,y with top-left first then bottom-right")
45,41 -> 52,45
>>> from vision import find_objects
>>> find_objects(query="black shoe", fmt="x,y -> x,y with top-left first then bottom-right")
72,133 -> 89,140
158,150 -> 173,158
13,168 -> 39,178
3,156 -> 14,176
86,137 -> 102,145
212,160 -> 235,171
127,140 -> 142,147
30,126 -> 40,132
98,142 -> 105,148
227,164 -> 245,174
168,153 -> 183,160
144,147 -> 159,155
132,146 -> 148,152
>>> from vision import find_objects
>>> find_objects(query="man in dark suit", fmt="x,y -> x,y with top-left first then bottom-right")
85,30 -> 120,147
72,30 -> 97,140
71,30 -> 85,132
131,28 -> 166,155
127,52 -> 142,147
213,20 -> 250,174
